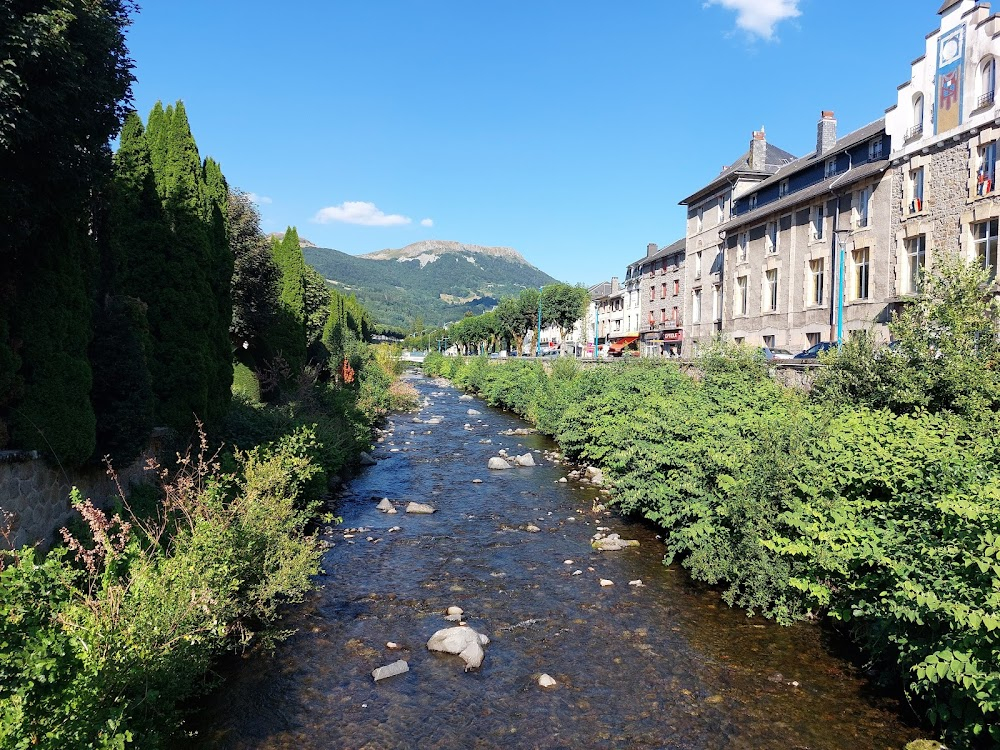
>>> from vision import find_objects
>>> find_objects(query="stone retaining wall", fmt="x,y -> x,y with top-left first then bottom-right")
0,448 -> 156,552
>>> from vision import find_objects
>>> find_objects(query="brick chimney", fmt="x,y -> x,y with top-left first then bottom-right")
647,243 -> 658,258
817,111 -> 837,156
749,128 -> 767,170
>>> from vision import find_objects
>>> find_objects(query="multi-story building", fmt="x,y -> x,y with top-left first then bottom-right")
593,277 -> 626,346
718,113 -> 893,350
624,240 -> 686,356
679,130 -> 796,352
886,0 -> 1000,299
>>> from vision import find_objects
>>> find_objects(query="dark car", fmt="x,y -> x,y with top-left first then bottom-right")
793,341 -> 835,360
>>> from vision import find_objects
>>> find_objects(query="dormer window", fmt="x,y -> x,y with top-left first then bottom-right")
825,158 -> 837,178
779,178 -> 789,197
869,137 -> 883,161
980,57 -> 996,108
748,194 -> 757,211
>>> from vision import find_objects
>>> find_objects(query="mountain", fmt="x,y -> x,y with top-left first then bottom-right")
303,240 -> 557,329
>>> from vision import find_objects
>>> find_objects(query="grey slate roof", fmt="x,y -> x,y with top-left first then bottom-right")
626,238 -> 685,272
679,142 -> 798,206
939,0 -> 962,13
589,281 -> 613,299
718,160 -> 888,233
743,118 -> 886,197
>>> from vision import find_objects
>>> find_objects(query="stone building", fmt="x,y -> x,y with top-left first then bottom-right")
679,130 -> 796,352
623,239 -> 686,356
718,114 -> 894,350
886,0 -> 1000,299
593,277 -> 626,346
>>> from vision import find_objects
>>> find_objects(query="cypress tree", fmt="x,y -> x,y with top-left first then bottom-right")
265,228 -> 308,373
228,189 -> 280,365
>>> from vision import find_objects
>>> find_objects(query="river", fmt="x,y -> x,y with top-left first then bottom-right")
190,371 -> 922,749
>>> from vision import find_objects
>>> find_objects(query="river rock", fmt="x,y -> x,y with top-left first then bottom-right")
459,394 -> 474,401
629,579 -> 644,587
426,626 -> 490,671
372,660 -> 409,682
592,533 -> 640,552
359,452 -> 377,466
425,417 -> 443,425
515,453 -> 536,467
472,478 -> 483,483
467,408 -> 481,416
405,502 -> 436,514
444,614 -> 463,622
599,579 -> 614,587
525,524 -> 541,533
538,673 -> 557,688
558,477 -> 568,483
376,498 -> 394,513
488,457 -> 512,470
447,606 -> 464,616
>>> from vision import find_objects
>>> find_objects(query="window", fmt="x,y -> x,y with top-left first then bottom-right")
660,308 -> 667,323
855,186 -> 872,228
696,206 -> 704,232
718,196 -> 726,223
738,232 -> 748,261
671,306 -> 678,324
807,332 -> 820,347
869,137 -> 883,161
736,275 -> 748,316
851,247 -> 870,300
692,289 -> 702,324
766,221 -> 778,254
673,279 -> 679,295
909,167 -> 925,213
903,235 -> 926,294
649,286 -> 655,302
978,142 -> 996,196
825,158 -> 837,178
748,194 -> 757,211
812,204 -> 825,240
765,269 -> 778,311
712,285 -> 721,321
914,94 -> 924,130
980,57 -> 996,107
779,179 -> 789,198
763,335 -> 775,349
694,251 -> 703,278
973,218 -> 999,280
660,282 -> 667,299
808,259 -> 824,305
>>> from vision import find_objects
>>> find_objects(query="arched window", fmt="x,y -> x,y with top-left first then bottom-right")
913,93 -> 924,129
980,57 -> 996,107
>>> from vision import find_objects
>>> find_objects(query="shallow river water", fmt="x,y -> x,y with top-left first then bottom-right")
191,372 -> 922,749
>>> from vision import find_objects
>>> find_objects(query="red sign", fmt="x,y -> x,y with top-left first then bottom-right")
663,331 -> 683,342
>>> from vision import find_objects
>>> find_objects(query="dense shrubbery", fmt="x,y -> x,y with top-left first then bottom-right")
423,264 -> 1000,747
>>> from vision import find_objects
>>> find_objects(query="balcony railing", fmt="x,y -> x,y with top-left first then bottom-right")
904,123 -> 923,141
978,89 -> 996,109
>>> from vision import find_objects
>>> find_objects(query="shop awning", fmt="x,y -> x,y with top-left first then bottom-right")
607,335 -> 639,353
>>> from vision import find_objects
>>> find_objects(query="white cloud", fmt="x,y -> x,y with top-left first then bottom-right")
247,192 -> 272,205
704,0 -> 800,40
313,201 -> 412,226
420,218 -> 434,227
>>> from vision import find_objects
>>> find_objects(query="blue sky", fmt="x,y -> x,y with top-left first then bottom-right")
126,1 -> 937,285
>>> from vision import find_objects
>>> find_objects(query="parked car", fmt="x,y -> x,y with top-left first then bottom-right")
762,346 -> 795,361
793,341 -> 835,360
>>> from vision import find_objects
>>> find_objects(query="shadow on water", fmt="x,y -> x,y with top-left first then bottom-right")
184,372 -> 923,750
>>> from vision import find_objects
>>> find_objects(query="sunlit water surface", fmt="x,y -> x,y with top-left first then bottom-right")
188,372 -> 921,750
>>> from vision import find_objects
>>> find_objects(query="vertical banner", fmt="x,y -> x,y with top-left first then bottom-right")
936,25 -> 966,135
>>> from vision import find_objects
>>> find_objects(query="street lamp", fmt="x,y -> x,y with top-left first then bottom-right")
834,227 -> 851,350
594,303 -> 600,360
536,286 -> 544,358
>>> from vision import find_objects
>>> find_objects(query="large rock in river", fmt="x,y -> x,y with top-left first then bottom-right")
592,533 -> 640,552
488,457 -> 512,470
426,626 -> 490,671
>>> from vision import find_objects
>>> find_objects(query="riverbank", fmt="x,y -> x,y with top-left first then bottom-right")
186,370 -> 922,749
422,350 -> 999,748
0,344 -> 416,749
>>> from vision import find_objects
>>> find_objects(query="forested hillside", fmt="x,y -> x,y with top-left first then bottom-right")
303,241 -> 557,328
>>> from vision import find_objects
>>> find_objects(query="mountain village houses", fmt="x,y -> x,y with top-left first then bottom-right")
575,1 -> 1000,358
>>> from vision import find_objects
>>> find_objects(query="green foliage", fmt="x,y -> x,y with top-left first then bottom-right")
0,431 -> 324,748
89,295 -> 155,466
231,363 -> 261,403
228,190 -> 280,361
8,218 -> 97,466
428,336 -> 1000,746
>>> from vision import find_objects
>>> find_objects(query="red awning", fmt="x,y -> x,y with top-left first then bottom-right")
607,335 -> 639,353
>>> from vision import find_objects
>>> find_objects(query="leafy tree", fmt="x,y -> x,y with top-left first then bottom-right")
266,228 -> 308,373
542,283 -> 590,336
228,190 -> 280,361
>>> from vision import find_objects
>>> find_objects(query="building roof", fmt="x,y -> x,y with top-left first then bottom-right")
718,160 -> 888,233
939,0 -> 962,13
589,280 -> 613,299
625,238 -> 685,272
679,142 -> 797,206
